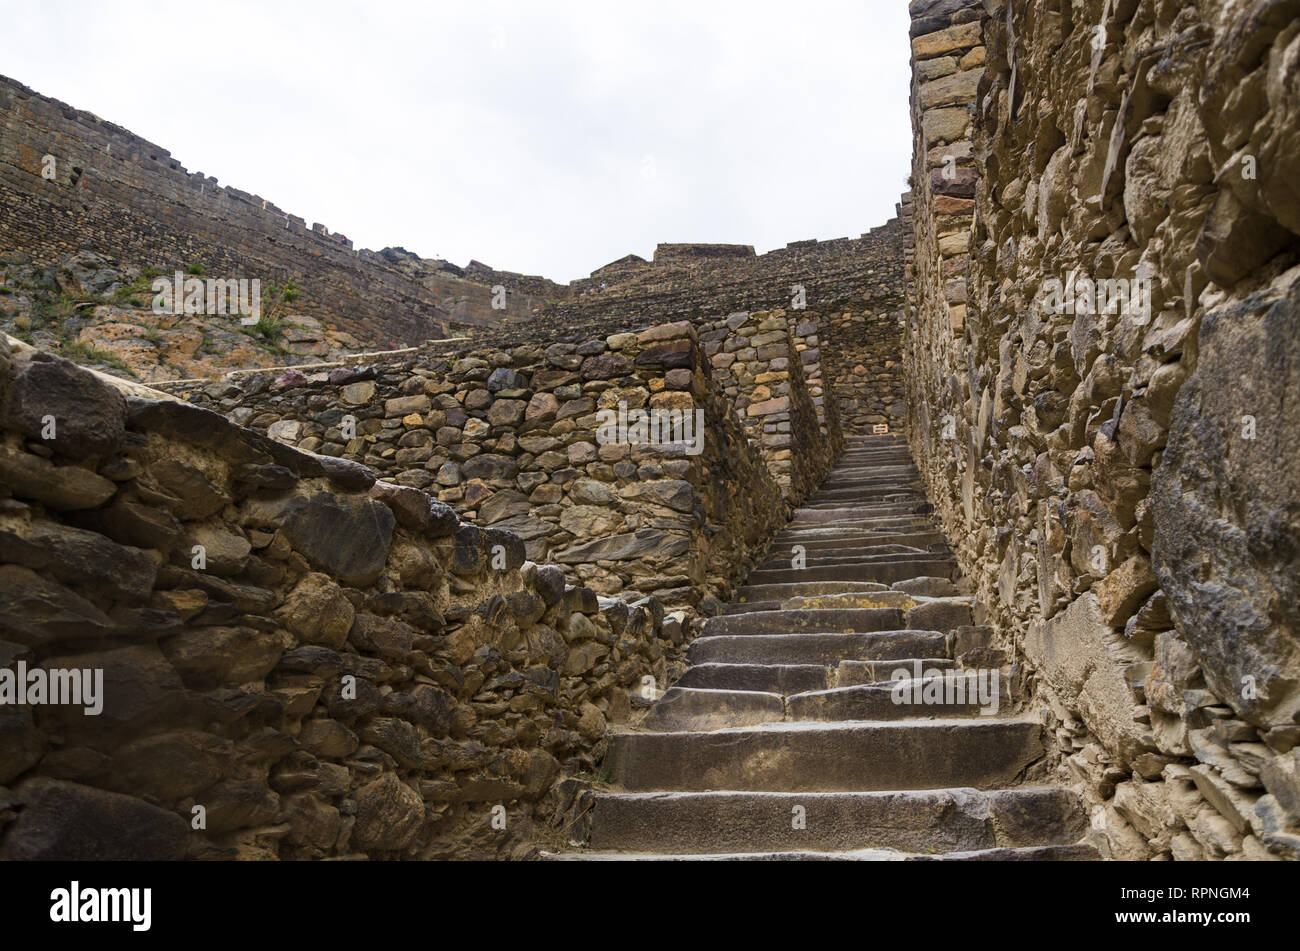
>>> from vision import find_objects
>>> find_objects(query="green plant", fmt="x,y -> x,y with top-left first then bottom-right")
108,271 -> 161,306
184,261 -> 205,276
60,341 -> 136,377
246,314 -> 283,342
34,293 -> 79,326
254,279 -> 301,338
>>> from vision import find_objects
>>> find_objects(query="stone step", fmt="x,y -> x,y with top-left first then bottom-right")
836,450 -> 911,460
699,607 -> 907,637
676,663 -> 831,694
800,494 -> 924,509
817,473 -> 920,488
572,787 -> 1090,855
813,467 -> 921,481
786,678 -> 999,720
760,549 -> 932,569
687,630 -> 948,666
903,844 -> 1100,861
604,717 -> 1046,792
728,591 -> 918,613
642,686 -> 785,731
787,504 -> 924,524
734,581 -> 895,602
767,532 -> 949,552
540,846 -> 1099,860
775,518 -> 939,540
827,464 -> 916,475
836,657 -> 953,685
775,521 -> 939,539
820,463 -> 919,477
743,559 -> 956,586
804,488 -> 925,504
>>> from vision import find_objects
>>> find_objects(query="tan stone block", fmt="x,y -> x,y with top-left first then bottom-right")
922,107 -> 969,146
934,195 -> 975,215
919,69 -> 982,109
938,231 -> 969,255
911,21 -> 982,59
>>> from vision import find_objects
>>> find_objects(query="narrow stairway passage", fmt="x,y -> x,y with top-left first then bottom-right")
547,433 -> 1098,860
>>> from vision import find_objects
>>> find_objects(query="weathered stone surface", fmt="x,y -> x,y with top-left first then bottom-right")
1152,276 -> 1300,728
0,706 -> 42,784
0,565 -> 115,647
0,444 -> 117,509
161,625 -> 292,688
553,529 -> 689,564
1026,595 -> 1148,768
281,492 -> 395,585
0,519 -> 157,602
352,774 -> 425,852
275,572 -> 355,648
0,351 -> 126,458
0,779 -> 187,860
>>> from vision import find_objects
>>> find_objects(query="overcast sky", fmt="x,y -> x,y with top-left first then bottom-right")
2,0 -> 912,283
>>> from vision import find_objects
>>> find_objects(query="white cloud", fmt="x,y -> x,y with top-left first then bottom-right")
1,0 -> 911,282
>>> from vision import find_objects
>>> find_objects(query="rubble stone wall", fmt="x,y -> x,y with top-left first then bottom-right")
157,320 -> 793,613
700,309 -> 841,501
821,217 -> 911,436
904,0 -> 1300,860
0,341 -> 688,860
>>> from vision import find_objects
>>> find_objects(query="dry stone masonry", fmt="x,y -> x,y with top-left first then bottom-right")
549,435 -> 1095,860
157,319 -> 797,613
0,0 -> 1297,863
0,342 -> 688,859
904,0 -> 1300,860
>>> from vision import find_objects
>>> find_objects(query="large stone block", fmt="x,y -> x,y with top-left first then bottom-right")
1026,594 -> 1149,767
281,492 -> 395,585
0,778 -> 188,860
1152,272 -> 1300,728
0,351 -> 126,459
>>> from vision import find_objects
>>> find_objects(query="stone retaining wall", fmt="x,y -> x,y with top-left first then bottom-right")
156,320 -> 794,613
904,0 -> 1300,860
0,341 -> 684,860
699,309 -> 840,501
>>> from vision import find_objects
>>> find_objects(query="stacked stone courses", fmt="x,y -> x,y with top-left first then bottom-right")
5,0 -> 1297,863
903,0 -> 1300,860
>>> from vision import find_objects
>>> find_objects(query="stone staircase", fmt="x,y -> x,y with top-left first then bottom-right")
546,434 -> 1097,860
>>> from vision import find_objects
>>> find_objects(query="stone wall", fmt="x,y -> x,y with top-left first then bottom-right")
0,75 -> 545,347
512,218 -> 911,347
0,340 -> 690,860
699,309 -> 840,502
156,320 -> 794,613
904,0 -> 1300,860
820,216 -> 910,436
